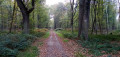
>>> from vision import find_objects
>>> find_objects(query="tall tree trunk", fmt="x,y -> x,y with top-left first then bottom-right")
98,0 -> 102,34
23,13 -> 29,33
83,0 -> 91,40
0,6 -> 3,31
36,14 -> 39,28
54,18 -> 57,29
16,0 -> 35,34
78,0 -> 85,38
106,5 -> 109,34
9,0 -> 16,33
32,11 -> 34,28
70,0 -> 74,33
92,0 -> 97,34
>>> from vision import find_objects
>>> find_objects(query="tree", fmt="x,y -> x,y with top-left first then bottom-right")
16,0 -> 35,34
70,0 -> 74,33
78,0 -> 91,40
51,3 -> 66,29
78,0 -> 85,38
9,0 -> 17,33
83,0 -> 91,40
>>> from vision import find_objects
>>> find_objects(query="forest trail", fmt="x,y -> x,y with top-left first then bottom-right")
39,30 -> 75,57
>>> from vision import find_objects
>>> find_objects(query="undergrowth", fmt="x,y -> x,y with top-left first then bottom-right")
89,34 -> 120,41
56,30 -> 77,39
0,28 -> 48,57
42,31 -> 50,38
75,52 -> 86,57
56,30 -> 120,56
0,34 -> 37,57
63,39 -> 69,42
56,31 -> 64,38
17,46 -> 38,57
77,38 -> 120,56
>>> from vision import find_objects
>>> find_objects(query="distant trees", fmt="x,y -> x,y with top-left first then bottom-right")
33,0 -> 49,29
51,3 -> 66,29
50,0 -> 117,40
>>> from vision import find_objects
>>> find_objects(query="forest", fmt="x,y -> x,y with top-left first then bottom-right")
0,0 -> 120,57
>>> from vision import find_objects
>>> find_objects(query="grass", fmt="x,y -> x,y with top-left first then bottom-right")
56,31 -> 70,43
17,46 -> 39,57
42,31 -> 50,38
75,52 -> 86,57
39,42 -> 43,46
56,31 -> 64,38
56,30 -> 77,39
63,39 -> 69,42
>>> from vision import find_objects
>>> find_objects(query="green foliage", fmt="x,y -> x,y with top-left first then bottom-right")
39,42 -> 43,46
75,52 -> 86,57
55,28 -> 63,31
32,32 -> 45,37
0,28 -> 48,57
30,28 -> 48,38
77,38 -> 120,56
42,32 -> 50,38
89,34 -> 120,41
56,31 -> 64,38
56,30 -> 77,39
17,46 -> 38,57
63,33 -> 77,39
29,0 -> 50,29
63,39 -> 69,42
0,34 -> 37,57
110,30 -> 120,35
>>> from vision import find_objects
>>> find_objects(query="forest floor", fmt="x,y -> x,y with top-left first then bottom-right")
38,30 -> 78,57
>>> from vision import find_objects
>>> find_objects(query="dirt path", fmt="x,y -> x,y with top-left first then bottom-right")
39,30 -> 76,57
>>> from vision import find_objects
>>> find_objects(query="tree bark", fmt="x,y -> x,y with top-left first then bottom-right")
83,0 -> 91,40
0,6 -> 3,31
16,0 -> 35,34
9,0 -> 16,33
78,0 -> 85,38
70,0 -> 74,33
106,5 -> 109,34
91,0 -> 97,34
23,13 -> 29,33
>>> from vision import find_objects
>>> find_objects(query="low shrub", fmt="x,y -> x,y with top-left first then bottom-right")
0,28 -> 48,57
0,34 -> 37,57
30,28 -> 48,38
63,33 -> 77,39
43,32 -> 50,38
58,30 -> 77,39
55,28 -> 63,31
89,35 -> 120,41
32,32 -> 45,37
17,46 -> 38,57
33,28 -> 48,33
77,38 -> 120,56
75,52 -> 86,57
110,30 -> 120,35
